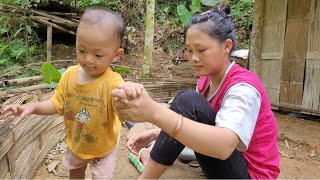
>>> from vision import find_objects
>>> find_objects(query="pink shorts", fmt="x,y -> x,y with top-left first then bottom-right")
62,145 -> 119,179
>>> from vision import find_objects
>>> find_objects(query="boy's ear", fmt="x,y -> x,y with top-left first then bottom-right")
113,48 -> 124,62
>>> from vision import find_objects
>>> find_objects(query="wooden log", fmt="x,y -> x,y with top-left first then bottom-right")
32,15 -> 78,28
0,84 -> 48,98
30,16 -> 76,35
0,76 -> 42,87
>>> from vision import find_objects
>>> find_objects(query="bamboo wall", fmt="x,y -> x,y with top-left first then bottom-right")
250,0 -> 320,115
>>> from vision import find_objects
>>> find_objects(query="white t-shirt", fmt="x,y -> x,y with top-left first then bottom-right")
197,62 -> 261,152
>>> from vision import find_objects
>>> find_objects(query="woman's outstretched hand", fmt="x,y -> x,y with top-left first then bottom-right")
111,83 -> 158,123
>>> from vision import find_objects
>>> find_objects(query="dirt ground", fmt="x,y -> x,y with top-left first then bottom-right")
32,111 -> 320,179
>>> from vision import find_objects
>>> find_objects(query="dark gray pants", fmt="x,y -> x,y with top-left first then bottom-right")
150,90 -> 250,179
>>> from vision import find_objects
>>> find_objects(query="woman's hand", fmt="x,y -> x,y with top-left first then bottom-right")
127,129 -> 160,155
111,86 -> 158,122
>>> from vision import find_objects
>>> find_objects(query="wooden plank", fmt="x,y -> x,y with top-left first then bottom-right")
302,60 -> 320,111
307,52 -> 320,59
280,0 -> 311,106
261,52 -> 283,60
259,60 -> 282,106
308,0 -> 320,52
261,0 -> 287,53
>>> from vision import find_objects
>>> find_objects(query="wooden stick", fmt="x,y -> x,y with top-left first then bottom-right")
47,25 -> 53,61
47,12 -> 78,17
0,76 -> 42,87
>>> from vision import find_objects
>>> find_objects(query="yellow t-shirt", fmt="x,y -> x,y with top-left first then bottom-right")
50,65 -> 124,159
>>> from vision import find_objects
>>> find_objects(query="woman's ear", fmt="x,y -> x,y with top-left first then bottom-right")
113,48 -> 124,62
224,39 -> 233,54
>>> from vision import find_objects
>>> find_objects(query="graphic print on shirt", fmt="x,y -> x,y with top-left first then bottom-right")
75,108 -> 91,123
72,108 -> 97,143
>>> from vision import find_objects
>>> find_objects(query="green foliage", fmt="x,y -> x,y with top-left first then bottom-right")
115,67 -> 131,74
199,0 -> 221,7
177,5 -> 192,27
230,0 -> 254,32
77,0 -> 119,9
40,62 -> 62,84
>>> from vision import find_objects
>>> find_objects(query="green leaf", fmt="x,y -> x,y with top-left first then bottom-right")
177,4 -> 192,27
191,0 -> 201,13
0,28 -> 9,36
26,25 -> 32,34
240,0 -> 253,2
40,62 -> 61,84
115,67 -> 131,74
199,0 -> 221,6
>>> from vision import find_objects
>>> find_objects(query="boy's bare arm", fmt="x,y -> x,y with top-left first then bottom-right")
1,99 -> 57,118
32,99 -> 57,115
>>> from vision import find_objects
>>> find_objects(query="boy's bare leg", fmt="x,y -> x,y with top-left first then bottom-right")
69,165 -> 87,179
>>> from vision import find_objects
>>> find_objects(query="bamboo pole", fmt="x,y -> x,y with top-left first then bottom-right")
47,25 -> 53,61
142,0 -> 155,77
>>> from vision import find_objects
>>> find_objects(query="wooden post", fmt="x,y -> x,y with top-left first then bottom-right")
47,25 -> 52,61
249,0 -> 264,74
142,0 -> 155,77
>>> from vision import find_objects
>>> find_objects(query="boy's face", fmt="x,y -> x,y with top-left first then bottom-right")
76,22 -> 123,77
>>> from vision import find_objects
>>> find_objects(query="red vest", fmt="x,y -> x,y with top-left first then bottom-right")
197,64 -> 280,179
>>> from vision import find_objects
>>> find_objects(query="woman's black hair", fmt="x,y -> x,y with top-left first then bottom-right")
185,3 -> 235,52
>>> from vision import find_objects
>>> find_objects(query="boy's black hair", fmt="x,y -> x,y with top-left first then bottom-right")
79,8 -> 125,47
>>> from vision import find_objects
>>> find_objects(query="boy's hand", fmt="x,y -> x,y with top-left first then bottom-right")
117,82 -> 144,100
1,103 -> 35,119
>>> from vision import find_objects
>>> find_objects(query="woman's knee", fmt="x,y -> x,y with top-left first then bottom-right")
172,90 -> 205,108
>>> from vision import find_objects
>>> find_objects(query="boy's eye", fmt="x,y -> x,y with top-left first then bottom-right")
78,49 -> 84,53
199,49 -> 207,52
96,54 -> 104,58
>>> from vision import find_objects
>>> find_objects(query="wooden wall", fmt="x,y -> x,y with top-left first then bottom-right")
251,0 -> 320,115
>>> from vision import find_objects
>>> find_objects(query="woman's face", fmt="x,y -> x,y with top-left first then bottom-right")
185,26 -> 231,77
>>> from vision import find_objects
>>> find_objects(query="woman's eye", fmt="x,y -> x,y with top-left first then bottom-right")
96,54 -> 104,58
78,49 -> 84,53
199,49 -> 206,52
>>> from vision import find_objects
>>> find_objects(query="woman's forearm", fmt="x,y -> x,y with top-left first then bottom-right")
150,103 -> 239,160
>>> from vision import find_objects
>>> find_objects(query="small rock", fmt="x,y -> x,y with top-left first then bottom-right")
285,139 -> 290,149
178,147 -> 196,163
280,151 -> 293,159
47,160 -> 60,174
310,150 -> 316,157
